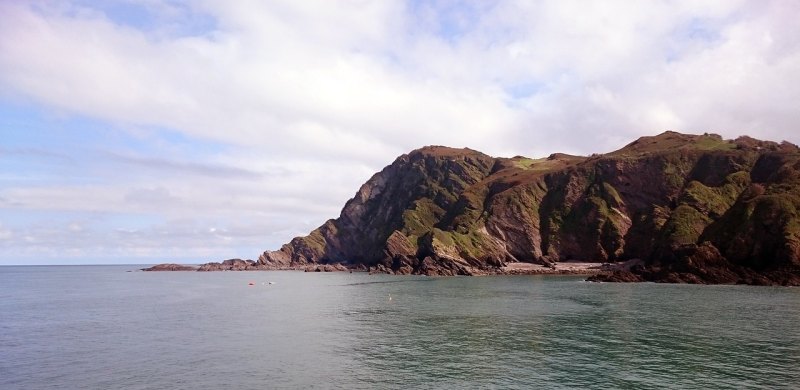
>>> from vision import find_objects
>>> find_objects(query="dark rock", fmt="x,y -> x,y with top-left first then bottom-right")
197,259 -> 257,271
587,271 -> 643,283
303,263 -> 350,273
141,263 -> 197,271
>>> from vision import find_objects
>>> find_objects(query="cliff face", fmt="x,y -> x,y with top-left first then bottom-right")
259,132 -> 800,284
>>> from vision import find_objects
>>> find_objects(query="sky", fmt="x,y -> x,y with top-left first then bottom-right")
1,0 -> 799,265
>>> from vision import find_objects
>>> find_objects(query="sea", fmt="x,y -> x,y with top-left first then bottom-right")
1,265 -> 798,389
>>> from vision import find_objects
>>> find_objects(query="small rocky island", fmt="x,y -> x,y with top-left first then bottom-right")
147,132 -> 800,285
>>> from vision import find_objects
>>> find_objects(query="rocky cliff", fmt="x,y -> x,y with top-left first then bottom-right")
258,131 -> 800,285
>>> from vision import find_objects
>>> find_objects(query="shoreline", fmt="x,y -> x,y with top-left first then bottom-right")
499,262 -> 604,276
136,260 -> 799,285
141,260 -> 609,276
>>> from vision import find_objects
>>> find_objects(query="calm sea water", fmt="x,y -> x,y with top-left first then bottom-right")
1,266 -> 798,389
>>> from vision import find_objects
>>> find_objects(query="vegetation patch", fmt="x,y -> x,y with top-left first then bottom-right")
402,198 -> 445,238
660,204 -> 711,245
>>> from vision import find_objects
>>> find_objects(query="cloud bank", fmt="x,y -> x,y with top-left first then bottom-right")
1,0 -> 798,264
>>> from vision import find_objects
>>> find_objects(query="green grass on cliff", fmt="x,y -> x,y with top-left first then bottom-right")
402,198 -> 444,239
292,226 -> 329,258
513,157 -> 562,172
511,155 -> 585,173
612,131 -> 736,157
660,204 -> 712,245
662,156 -> 694,188
680,171 -> 750,217
430,227 -> 496,261
549,180 -> 630,260
513,157 -> 538,170
601,182 -> 623,208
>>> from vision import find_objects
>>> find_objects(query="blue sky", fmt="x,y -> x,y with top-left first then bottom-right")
1,0 -> 799,265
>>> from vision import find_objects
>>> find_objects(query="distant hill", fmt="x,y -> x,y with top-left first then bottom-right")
258,131 -> 800,285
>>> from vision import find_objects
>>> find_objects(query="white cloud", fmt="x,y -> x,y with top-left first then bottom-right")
0,224 -> 12,241
1,0 -> 799,263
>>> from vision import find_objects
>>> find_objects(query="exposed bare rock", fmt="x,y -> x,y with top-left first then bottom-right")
303,263 -> 350,272
197,259 -> 259,271
141,263 -> 197,271
587,270 -> 644,283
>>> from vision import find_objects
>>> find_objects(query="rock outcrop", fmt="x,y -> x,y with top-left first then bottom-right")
257,132 -> 800,285
197,259 -> 264,271
141,263 -> 197,271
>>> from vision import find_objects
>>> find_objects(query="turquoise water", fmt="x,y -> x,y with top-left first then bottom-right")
1,266 -> 798,389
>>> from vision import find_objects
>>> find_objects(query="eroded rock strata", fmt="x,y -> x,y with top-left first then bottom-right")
254,131 -> 800,285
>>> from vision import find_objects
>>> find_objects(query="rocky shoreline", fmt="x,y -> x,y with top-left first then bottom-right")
141,259 -> 349,273
142,258 -> 606,276
142,254 -> 800,285
141,257 -> 800,285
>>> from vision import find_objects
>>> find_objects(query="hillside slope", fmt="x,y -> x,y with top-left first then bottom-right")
259,132 -> 800,285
